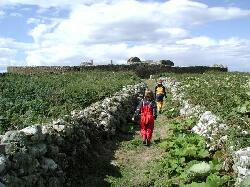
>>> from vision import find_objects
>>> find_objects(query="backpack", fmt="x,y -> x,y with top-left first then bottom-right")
140,101 -> 154,125
156,86 -> 164,95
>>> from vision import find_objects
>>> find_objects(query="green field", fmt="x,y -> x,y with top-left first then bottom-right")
0,71 -> 140,133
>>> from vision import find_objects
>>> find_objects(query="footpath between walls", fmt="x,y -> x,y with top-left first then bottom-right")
162,77 -> 250,186
0,83 -> 146,186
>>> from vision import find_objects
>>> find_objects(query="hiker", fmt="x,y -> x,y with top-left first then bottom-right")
155,79 -> 167,114
132,89 -> 157,146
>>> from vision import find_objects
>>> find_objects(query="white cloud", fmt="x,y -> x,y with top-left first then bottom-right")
9,12 -> 22,17
1,0 -> 250,71
0,37 -> 32,67
176,36 -> 217,47
0,0 -> 106,8
27,18 -> 42,25
0,10 -> 5,17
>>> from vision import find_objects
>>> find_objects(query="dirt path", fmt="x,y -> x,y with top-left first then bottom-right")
105,79 -> 170,186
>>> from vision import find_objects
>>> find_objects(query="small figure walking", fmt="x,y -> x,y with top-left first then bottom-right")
133,89 -> 157,146
155,79 -> 167,114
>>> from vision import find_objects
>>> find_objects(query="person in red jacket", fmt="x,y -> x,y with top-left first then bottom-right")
133,89 -> 157,146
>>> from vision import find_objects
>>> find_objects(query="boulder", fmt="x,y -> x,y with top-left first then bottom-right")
20,125 -> 42,136
0,155 -> 7,174
40,158 -> 57,171
1,131 -> 26,143
28,144 -> 47,157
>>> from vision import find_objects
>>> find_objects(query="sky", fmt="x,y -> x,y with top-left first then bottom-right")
0,0 -> 250,72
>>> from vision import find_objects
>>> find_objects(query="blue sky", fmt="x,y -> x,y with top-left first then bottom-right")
0,0 -> 250,72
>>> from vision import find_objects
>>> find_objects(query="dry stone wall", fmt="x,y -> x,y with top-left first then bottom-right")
0,83 -> 146,187
7,65 -> 228,78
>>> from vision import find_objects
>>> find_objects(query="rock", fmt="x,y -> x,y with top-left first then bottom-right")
233,147 -> 250,185
52,119 -> 67,126
28,144 -> 47,157
20,125 -> 42,136
12,153 -> 39,174
47,145 -> 59,157
191,111 -> 228,151
0,182 -> 6,187
0,143 -> 11,154
48,177 -> 61,187
40,158 -> 57,171
53,125 -> 65,132
41,125 -> 53,134
1,174 -> 23,186
55,136 -> 64,146
21,174 -> 38,186
1,131 -> 26,143
36,177 -> 45,187
0,155 -> 7,174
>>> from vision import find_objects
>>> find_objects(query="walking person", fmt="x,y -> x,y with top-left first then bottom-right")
155,79 -> 167,114
132,89 -> 157,146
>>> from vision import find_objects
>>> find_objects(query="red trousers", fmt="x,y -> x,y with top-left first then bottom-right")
140,114 -> 154,143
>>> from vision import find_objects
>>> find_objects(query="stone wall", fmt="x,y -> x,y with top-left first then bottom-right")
7,64 -> 228,78
0,83 -> 146,186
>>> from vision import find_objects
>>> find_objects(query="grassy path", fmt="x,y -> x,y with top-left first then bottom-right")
105,79 -> 171,186
94,79 -> 232,187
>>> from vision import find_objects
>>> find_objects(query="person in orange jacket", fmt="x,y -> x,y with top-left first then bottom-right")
133,89 -> 157,146
155,79 -> 167,114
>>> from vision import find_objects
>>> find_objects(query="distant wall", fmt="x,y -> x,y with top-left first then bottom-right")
7,65 -> 228,78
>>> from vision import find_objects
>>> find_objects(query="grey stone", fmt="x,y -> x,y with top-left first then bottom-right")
1,131 -> 26,143
36,177 -> 44,187
52,119 -> 67,126
41,158 -> 57,171
0,143 -> 11,154
12,153 -> 39,174
41,125 -> 53,134
49,177 -> 61,187
47,145 -> 59,157
28,144 -> 47,157
55,136 -> 64,145
53,124 -> 65,132
64,127 -> 74,136
0,155 -> 7,174
1,174 -> 23,187
0,182 -> 6,187
20,125 -> 42,136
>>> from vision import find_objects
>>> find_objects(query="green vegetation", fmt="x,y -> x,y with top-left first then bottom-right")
148,118 -> 232,187
159,72 -> 250,149
0,71 -> 140,133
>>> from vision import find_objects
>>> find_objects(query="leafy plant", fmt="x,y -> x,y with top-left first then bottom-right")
0,71 -> 140,134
